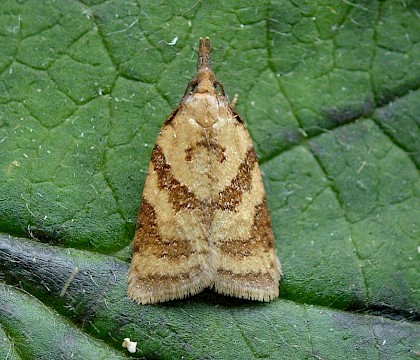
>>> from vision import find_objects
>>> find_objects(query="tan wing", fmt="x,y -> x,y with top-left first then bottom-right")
128,110 -> 214,304
207,113 -> 281,302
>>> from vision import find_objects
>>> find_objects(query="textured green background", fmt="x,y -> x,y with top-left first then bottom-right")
0,0 -> 419,359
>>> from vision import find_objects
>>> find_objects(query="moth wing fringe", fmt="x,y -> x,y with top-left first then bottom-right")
128,271 -> 213,305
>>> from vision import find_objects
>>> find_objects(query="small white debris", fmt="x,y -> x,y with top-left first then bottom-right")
167,36 -> 178,46
122,338 -> 137,353
357,160 -> 366,173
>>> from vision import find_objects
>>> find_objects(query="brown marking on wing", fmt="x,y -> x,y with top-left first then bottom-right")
151,145 -> 203,212
185,139 -> 226,163
132,199 -> 160,252
216,148 -> 257,211
133,199 -> 205,260
217,198 -> 275,258
216,268 -> 278,286
133,265 -> 202,288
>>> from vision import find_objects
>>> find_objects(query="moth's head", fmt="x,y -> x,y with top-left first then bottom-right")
194,68 -> 217,94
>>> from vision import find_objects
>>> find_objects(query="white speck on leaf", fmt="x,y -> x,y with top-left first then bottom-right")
167,36 -> 178,46
122,338 -> 137,353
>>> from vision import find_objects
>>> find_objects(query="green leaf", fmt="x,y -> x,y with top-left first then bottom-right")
0,0 -> 419,359
1,235 -> 419,359
0,282 -> 128,360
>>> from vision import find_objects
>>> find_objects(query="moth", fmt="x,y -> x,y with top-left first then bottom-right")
128,37 -> 281,304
